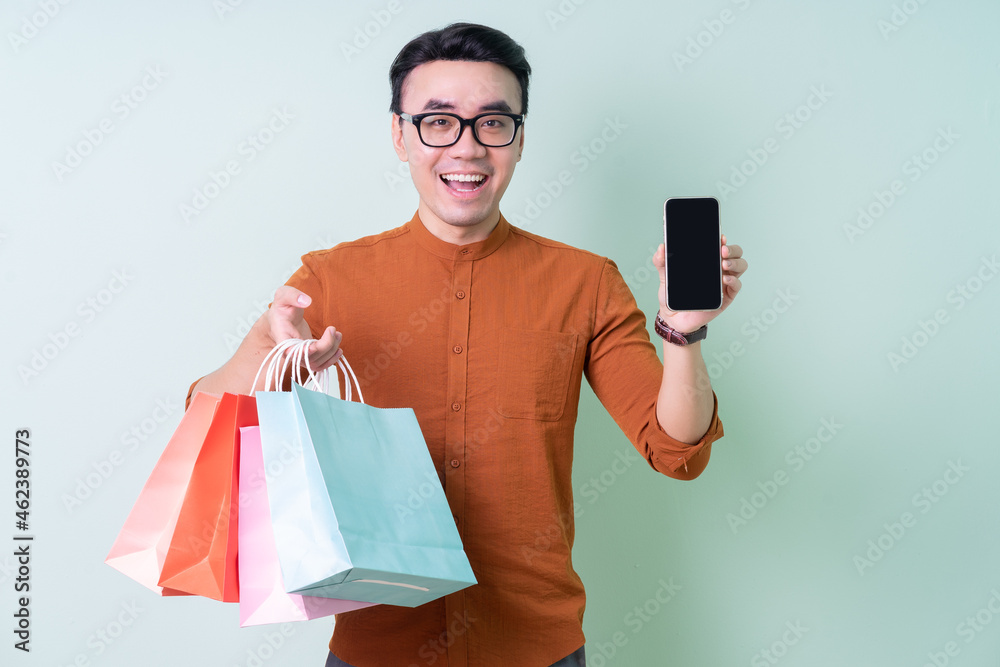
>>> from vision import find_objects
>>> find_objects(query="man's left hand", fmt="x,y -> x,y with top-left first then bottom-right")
652,235 -> 747,334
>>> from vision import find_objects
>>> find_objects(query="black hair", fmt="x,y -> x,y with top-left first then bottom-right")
388,22 -> 532,117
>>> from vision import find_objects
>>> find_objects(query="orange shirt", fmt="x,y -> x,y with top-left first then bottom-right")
280,211 -> 722,666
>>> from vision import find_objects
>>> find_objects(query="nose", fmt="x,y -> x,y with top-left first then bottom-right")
448,121 -> 488,159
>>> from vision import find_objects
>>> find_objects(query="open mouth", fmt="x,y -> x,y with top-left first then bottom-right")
441,173 -> 488,193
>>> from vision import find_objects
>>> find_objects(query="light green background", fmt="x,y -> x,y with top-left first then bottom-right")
2,1 -> 999,665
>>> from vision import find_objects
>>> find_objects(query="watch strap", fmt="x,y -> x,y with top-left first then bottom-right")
654,313 -> 708,345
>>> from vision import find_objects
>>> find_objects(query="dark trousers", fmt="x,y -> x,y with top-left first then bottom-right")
325,645 -> 587,666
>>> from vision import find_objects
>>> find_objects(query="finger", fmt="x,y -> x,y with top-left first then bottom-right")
314,329 -> 346,372
721,234 -> 726,247
306,327 -> 335,359
317,346 -> 345,373
724,275 -> 743,296
721,243 -> 743,260
308,327 -> 341,367
722,257 -> 749,276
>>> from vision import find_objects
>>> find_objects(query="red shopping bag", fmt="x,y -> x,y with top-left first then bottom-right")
157,392 -> 257,601
105,392 -> 222,596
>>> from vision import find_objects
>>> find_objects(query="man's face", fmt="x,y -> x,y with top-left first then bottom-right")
391,60 -> 524,236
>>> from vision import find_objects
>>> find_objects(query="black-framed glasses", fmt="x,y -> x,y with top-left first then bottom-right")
399,111 -> 524,148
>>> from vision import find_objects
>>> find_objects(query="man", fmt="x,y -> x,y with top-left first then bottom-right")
191,22 -> 746,667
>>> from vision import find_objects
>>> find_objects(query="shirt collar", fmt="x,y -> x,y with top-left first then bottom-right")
406,210 -> 511,261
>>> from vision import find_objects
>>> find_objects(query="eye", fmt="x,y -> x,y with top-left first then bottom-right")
420,115 -> 456,131
479,116 -> 510,130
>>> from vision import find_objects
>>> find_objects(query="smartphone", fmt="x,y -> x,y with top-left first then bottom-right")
663,196 -> 723,311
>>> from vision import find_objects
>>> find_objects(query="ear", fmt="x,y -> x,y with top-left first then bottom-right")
516,124 -> 525,162
391,114 -> 408,162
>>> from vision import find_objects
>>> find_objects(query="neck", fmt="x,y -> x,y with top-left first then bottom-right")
417,203 -> 500,245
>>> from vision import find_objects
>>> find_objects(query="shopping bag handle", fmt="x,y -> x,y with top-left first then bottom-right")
251,338 -> 364,404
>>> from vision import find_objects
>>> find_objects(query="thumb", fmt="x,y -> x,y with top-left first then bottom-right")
273,285 -> 310,309
267,286 -> 314,343
653,243 -> 670,316
652,243 -> 666,276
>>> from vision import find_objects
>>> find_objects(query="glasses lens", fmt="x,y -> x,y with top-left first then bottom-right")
474,114 -> 516,146
417,114 -> 517,147
419,115 -> 460,147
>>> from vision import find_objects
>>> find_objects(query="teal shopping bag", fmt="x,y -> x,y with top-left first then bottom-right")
255,345 -> 476,608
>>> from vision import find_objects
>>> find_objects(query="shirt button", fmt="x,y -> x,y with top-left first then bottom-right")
454,515 -> 460,524
453,345 -> 463,354
461,249 -> 471,255
451,402 -> 461,412
450,459 -> 461,468
456,290 -> 466,299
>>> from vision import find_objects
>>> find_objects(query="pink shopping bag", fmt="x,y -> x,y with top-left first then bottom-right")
238,425 -> 374,626
105,392 -> 221,595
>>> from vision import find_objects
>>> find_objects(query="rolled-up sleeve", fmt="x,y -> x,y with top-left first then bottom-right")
584,258 -> 724,480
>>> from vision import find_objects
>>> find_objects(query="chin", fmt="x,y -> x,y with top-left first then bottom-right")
439,206 -> 497,228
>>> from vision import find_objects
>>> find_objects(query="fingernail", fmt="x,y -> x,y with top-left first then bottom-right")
297,295 -> 309,306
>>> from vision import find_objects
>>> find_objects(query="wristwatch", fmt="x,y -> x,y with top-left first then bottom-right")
654,313 -> 708,346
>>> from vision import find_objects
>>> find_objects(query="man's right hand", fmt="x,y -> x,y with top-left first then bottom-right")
189,285 -> 343,401
268,286 -> 343,373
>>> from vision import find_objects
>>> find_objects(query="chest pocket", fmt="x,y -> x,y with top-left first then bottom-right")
495,328 -> 579,421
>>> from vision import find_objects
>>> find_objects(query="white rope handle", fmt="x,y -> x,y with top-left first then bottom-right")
251,339 -> 294,393
250,338 -> 328,395
250,338 -> 364,403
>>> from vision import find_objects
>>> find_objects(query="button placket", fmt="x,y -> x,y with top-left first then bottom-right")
443,258 -> 473,667
443,260 -> 471,496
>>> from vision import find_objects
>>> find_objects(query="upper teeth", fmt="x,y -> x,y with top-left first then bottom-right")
442,174 -> 485,182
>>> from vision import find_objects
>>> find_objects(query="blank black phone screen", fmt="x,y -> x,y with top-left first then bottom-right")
664,197 -> 722,311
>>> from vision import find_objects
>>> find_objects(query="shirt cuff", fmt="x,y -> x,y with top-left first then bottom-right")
647,391 -> 724,480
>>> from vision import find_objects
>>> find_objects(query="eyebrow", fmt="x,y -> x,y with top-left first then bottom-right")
422,98 -> 514,113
